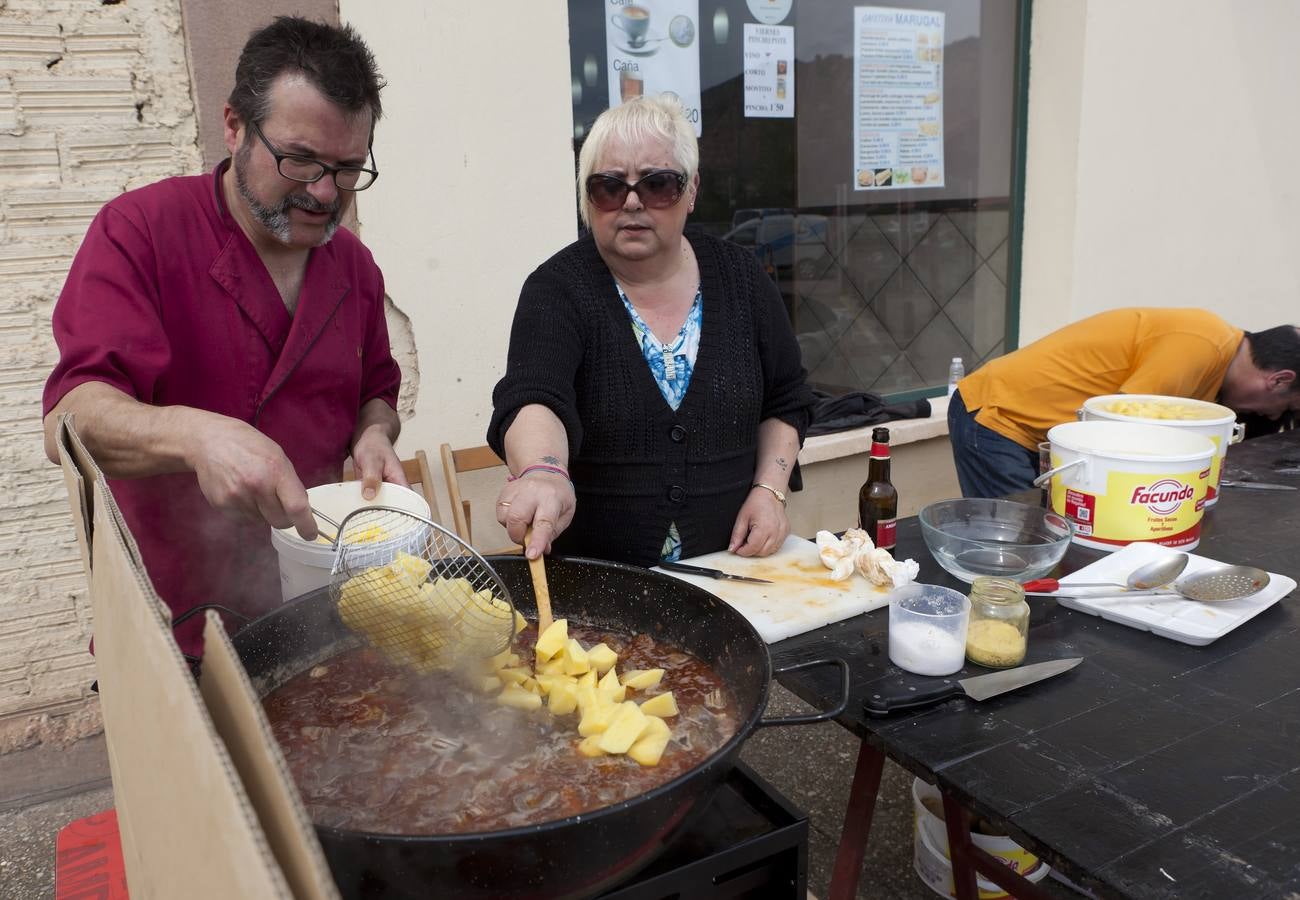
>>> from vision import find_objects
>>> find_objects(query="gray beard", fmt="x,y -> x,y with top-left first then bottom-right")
234,148 -> 341,246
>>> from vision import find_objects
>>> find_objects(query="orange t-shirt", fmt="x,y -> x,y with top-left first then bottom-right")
958,308 -> 1243,450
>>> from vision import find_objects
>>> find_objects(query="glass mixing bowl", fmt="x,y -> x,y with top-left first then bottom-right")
918,498 -> 1074,584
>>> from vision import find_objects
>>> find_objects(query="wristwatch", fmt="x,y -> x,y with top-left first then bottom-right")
752,482 -> 787,507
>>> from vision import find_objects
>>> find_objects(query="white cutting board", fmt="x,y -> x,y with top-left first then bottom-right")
652,535 -> 896,644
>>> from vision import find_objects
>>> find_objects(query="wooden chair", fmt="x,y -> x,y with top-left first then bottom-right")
342,448 -> 442,525
439,442 -> 522,554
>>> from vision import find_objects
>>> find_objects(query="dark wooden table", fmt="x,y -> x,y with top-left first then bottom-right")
774,428 -> 1300,900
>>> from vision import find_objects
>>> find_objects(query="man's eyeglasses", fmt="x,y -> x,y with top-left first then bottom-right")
586,169 -> 686,212
249,120 -> 379,191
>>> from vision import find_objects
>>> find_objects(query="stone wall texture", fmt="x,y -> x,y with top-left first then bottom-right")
0,0 -> 202,752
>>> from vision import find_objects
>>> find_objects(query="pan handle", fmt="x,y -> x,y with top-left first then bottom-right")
758,658 -> 851,728
171,603 -> 253,629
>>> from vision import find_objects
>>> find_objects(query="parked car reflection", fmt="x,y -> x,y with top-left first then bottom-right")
723,212 -> 831,282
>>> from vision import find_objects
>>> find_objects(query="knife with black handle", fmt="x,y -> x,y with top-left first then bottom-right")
656,561 -> 773,584
864,657 -> 1082,715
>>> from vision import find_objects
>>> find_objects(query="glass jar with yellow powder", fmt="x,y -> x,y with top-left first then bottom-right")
965,577 -> 1029,668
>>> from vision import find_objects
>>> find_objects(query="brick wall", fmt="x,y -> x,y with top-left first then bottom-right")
0,0 -> 202,752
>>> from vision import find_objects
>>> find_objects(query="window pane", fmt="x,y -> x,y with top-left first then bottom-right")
567,0 -> 1022,398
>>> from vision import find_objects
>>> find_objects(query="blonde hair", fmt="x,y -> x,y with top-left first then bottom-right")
576,95 -> 698,227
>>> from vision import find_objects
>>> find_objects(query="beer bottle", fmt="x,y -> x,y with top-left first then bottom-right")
858,426 -> 898,550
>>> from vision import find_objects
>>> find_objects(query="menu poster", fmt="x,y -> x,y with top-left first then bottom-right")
606,0 -> 703,137
851,6 -> 945,191
743,23 -> 794,118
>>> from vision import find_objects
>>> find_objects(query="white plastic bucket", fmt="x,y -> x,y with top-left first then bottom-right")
269,481 -> 431,602
1081,394 -> 1243,507
1042,421 -> 1215,552
911,778 -> 1050,899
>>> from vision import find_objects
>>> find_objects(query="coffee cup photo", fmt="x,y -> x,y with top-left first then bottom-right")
612,5 -> 652,47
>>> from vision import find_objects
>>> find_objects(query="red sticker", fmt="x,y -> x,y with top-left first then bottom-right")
876,518 -> 897,549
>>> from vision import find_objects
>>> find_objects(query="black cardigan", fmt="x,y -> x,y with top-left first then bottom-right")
488,229 -> 814,566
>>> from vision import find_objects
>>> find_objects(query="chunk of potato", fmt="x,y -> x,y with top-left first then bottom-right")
597,668 -> 626,703
586,643 -> 618,675
535,619 -> 569,661
538,657 -> 568,676
620,669 -> 664,691
627,728 -> 670,766
541,673 -> 578,693
496,667 -> 530,686
598,701 -> 649,754
562,639 -> 590,675
640,715 -> 671,739
639,691 -> 679,718
497,683 -> 542,710
424,577 -> 477,620
575,683 -> 599,715
577,734 -> 606,758
513,610 -> 528,634
578,669 -> 598,690
486,649 -> 521,671
478,674 -> 503,693
577,701 -> 616,736
391,551 -> 433,584
548,680 -> 579,715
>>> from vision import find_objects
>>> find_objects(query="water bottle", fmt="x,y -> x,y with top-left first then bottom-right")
946,356 -> 964,397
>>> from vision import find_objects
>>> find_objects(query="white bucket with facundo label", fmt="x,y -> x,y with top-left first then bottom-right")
1040,421 -> 1215,552
911,778 -> 1050,899
269,481 -> 431,602
1080,394 -> 1244,507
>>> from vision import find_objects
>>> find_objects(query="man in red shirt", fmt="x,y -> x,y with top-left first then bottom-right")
42,17 -> 406,660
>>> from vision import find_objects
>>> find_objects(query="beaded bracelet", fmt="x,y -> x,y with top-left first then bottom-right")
507,463 -> 572,483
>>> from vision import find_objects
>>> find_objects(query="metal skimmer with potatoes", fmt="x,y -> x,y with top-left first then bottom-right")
328,506 -> 517,671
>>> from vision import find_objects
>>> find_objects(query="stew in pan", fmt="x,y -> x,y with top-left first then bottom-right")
263,624 -> 739,835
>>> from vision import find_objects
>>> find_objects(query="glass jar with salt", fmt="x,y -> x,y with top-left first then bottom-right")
965,576 -> 1029,668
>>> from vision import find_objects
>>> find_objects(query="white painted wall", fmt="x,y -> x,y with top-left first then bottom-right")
1020,0 -> 1300,343
339,1 -> 578,469
1,0 -> 203,752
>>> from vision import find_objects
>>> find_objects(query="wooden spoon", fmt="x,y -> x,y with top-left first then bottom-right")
525,525 -> 553,634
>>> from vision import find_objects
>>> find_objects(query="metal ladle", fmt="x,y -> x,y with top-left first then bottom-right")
1094,565 -> 1272,603
1023,553 -> 1189,594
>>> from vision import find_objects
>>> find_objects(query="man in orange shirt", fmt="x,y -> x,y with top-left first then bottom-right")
950,308 -> 1300,497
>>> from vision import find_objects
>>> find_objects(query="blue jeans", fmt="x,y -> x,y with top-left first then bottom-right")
948,390 -> 1041,498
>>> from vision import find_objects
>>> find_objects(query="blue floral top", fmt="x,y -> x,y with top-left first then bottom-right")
616,283 -> 703,561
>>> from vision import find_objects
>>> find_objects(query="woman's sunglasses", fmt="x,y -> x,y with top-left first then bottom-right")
586,169 -> 687,212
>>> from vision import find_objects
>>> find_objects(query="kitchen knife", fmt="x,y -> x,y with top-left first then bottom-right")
656,561 -> 773,584
1218,480 -> 1296,491
865,657 -> 1082,715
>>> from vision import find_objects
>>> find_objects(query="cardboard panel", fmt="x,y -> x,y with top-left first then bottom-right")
54,414 -> 97,577
70,451 -> 294,897
201,612 -> 339,900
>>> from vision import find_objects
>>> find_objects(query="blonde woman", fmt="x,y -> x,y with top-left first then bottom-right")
489,96 -> 812,567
